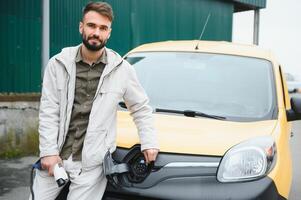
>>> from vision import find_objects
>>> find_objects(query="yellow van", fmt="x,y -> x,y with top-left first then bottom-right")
103,41 -> 301,200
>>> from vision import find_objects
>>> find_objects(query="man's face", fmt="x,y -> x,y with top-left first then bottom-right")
79,11 -> 112,51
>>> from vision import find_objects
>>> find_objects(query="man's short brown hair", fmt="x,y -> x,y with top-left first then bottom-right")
82,2 -> 114,22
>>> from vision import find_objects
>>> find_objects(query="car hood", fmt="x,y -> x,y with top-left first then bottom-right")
116,111 -> 278,156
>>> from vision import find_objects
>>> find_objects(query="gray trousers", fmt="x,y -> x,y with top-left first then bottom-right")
29,155 -> 107,200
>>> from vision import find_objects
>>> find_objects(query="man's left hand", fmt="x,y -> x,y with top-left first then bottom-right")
143,148 -> 159,163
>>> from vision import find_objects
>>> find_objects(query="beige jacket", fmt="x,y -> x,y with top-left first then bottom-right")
39,45 -> 159,169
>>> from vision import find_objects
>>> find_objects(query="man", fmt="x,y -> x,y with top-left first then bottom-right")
30,2 -> 159,200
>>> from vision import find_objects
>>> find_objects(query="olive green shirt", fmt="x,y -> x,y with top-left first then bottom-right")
60,46 -> 107,161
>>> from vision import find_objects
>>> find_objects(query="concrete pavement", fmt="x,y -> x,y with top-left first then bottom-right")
0,156 -> 37,200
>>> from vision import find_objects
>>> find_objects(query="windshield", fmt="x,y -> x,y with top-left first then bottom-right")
125,52 -> 277,122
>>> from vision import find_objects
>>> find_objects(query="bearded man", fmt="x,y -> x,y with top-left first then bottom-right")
30,2 -> 159,200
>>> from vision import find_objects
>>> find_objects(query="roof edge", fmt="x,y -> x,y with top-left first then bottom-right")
232,0 -> 266,12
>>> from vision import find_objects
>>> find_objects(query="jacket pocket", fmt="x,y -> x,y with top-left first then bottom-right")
96,88 -> 123,120
82,129 -> 108,168
99,87 -> 123,99
99,76 -> 124,96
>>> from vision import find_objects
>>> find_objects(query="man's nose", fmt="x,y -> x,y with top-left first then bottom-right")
93,28 -> 101,37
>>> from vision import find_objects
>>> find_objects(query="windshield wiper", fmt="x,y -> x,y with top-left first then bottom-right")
155,108 -> 226,120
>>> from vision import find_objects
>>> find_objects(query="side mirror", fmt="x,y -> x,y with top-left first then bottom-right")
287,97 -> 301,121
288,88 -> 298,94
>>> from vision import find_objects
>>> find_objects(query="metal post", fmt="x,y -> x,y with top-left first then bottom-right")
42,0 -> 50,77
253,9 -> 260,45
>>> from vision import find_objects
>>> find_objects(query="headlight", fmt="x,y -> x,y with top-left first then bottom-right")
217,136 -> 276,183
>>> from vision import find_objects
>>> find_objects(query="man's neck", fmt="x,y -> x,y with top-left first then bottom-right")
81,45 -> 104,65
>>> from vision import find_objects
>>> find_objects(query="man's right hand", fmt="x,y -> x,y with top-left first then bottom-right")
41,155 -> 62,176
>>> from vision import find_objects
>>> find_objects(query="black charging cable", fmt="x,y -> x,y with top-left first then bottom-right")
30,160 -> 42,200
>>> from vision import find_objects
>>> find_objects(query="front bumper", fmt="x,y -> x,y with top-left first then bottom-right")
103,147 -> 286,200
104,176 -> 285,200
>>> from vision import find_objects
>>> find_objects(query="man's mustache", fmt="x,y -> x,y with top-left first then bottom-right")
88,35 -> 101,42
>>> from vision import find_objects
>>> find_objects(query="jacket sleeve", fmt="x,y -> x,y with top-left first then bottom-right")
39,58 -> 60,157
123,62 -> 159,151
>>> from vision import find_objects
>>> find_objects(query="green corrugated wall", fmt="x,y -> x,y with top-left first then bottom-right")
50,0 -> 233,56
50,0 -> 88,58
0,0 -> 239,93
0,0 -> 41,93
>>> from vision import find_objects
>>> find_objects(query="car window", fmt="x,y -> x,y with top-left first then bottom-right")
126,52 -> 277,122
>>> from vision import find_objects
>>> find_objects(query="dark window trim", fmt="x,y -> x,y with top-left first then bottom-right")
278,66 -> 287,108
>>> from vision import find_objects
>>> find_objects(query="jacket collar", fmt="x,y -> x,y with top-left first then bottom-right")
55,44 -> 123,76
75,45 -> 108,65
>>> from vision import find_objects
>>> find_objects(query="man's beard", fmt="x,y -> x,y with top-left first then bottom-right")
82,34 -> 107,51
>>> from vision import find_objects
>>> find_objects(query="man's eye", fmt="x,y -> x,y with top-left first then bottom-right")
100,27 -> 108,31
87,24 -> 95,28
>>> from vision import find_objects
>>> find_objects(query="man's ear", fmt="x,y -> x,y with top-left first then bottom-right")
79,21 -> 83,34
